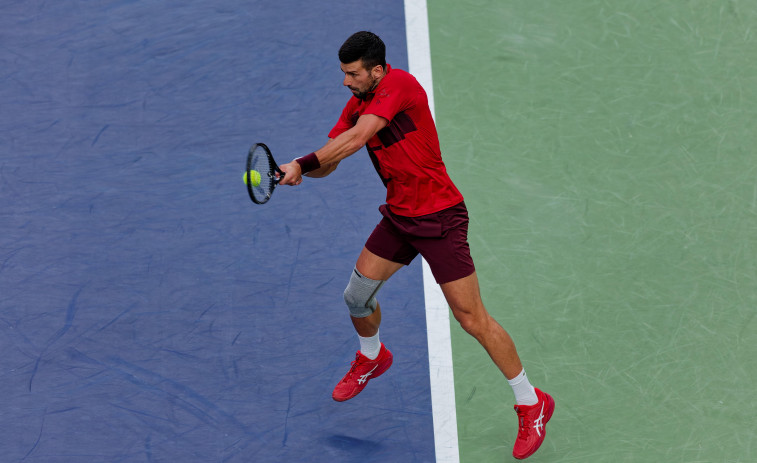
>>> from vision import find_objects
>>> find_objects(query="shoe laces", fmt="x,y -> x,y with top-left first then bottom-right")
515,406 -> 531,439
341,352 -> 364,381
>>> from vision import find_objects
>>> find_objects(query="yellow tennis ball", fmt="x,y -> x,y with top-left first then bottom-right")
244,170 -> 261,187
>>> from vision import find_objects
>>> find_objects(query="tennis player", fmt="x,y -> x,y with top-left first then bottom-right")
278,31 -> 554,460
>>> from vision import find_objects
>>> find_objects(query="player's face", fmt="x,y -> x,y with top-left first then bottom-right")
341,60 -> 382,100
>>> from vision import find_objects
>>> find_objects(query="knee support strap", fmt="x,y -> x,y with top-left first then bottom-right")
344,267 -> 385,318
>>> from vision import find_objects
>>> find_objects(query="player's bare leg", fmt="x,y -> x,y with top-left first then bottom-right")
440,271 -> 523,379
332,247 -> 402,401
351,304 -> 381,337
442,271 -> 554,459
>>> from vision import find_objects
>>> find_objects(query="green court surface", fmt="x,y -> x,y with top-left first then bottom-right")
428,1 -> 757,461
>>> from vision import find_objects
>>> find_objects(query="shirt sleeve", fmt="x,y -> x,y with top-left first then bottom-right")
328,99 -> 359,139
361,74 -> 416,122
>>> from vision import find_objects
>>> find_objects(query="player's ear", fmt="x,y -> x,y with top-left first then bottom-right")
371,64 -> 384,78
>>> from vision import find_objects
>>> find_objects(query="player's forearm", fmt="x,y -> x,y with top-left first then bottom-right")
314,128 -> 365,166
304,162 -> 339,178
296,127 -> 366,175
294,131 -> 359,176
296,115 -> 385,175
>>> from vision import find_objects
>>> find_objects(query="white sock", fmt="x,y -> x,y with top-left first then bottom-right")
358,331 -> 381,360
508,369 -> 538,406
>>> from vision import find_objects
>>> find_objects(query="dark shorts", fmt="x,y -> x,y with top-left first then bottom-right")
365,202 -> 476,284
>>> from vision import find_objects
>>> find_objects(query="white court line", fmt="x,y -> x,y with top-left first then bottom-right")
404,2 -> 461,462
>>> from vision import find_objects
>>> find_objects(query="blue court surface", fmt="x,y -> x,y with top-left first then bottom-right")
1,1 -> 436,461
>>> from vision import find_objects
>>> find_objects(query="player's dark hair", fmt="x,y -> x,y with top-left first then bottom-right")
339,31 -> 386,71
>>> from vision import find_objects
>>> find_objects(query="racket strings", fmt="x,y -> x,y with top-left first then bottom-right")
250,145 -> 276,202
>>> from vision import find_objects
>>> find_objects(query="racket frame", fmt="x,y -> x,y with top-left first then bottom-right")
245,143 -> 285,204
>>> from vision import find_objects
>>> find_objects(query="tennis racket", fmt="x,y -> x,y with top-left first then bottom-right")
245,143 -> 285,204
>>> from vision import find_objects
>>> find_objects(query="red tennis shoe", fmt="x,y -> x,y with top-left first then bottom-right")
512,388 -> 555,459
332,343 -> 393,402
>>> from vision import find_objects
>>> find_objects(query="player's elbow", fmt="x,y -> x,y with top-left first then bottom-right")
346,115 -> 386,153
335,131 -> 368,159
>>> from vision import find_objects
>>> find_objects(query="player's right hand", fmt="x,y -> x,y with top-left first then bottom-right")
278,160 -> 303,186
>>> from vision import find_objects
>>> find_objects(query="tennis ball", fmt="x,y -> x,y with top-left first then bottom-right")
244,170 -> 261,187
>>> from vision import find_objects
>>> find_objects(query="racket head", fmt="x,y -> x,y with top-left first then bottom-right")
246,143 -> 284,204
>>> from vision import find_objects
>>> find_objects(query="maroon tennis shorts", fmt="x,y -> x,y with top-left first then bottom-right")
365,202 -> 476,284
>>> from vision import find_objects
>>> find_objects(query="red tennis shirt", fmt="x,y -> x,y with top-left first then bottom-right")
328,65 -> 464,217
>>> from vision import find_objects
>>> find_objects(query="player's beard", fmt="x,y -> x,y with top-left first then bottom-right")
352,75 -> 379,100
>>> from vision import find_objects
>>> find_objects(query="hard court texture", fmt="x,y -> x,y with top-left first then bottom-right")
4,1 -> 757,462
1,1 -> 436,462
429,1 -> 757,462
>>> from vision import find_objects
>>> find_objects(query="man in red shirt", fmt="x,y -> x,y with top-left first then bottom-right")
279,31 -> 554,460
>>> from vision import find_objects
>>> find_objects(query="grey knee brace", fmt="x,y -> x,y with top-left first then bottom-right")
344,267 -> 385,318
